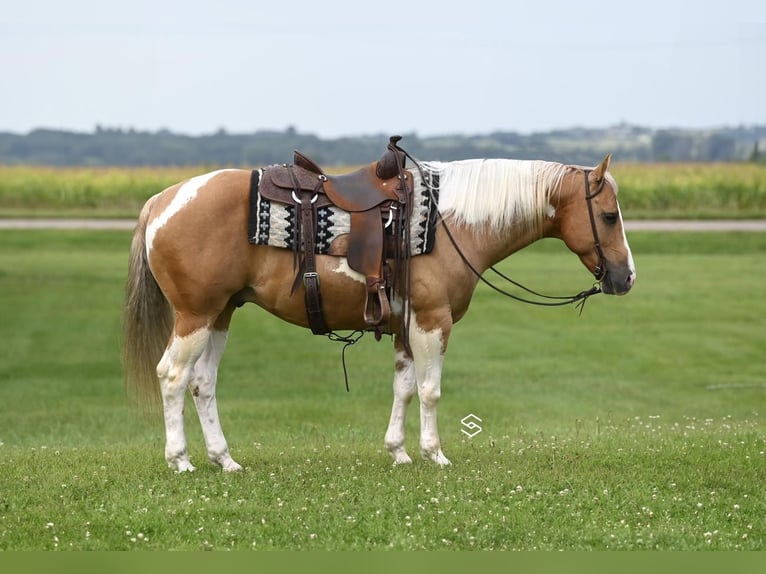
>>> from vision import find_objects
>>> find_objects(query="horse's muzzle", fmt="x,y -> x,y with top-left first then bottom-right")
601,265 -> 636,295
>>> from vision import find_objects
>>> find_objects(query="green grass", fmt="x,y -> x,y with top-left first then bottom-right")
0,230 -> 764,550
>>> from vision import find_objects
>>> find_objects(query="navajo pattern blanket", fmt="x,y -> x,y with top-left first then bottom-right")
247,169 -> 440,256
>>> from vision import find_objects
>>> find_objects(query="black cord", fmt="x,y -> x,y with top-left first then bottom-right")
327,330 -> 366,392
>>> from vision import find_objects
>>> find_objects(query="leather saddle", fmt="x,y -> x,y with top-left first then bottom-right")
258,136 -> 411,336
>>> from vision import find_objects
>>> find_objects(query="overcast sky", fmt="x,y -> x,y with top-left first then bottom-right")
1,0 -> 764,137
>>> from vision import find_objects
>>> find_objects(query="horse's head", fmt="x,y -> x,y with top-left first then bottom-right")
553,154 -> 635,295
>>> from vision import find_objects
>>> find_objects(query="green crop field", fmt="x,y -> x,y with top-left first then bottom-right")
610,162 -> 766,219
0,162 -> 765,219
0,229 -> 764,550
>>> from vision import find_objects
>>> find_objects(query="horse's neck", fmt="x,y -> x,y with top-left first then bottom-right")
447,218 -> 546,274
491,224 -> 548,267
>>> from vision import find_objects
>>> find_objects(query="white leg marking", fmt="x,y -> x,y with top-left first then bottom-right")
384,350 -> 416,465
157,328 -> 211,472
146,170 -> 232,255
410,319 -> 451,466
190,330 -> 243,472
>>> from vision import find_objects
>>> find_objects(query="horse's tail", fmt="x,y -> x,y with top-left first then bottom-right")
122,194 -> 173,413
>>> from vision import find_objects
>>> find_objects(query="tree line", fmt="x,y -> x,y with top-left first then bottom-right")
0,124 -> 764,167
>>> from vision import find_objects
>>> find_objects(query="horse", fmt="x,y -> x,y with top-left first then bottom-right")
123,151 -> 636,473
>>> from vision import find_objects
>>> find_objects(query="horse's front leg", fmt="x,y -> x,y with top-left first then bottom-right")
411,316 -> 451,466
384,339 -> 417,465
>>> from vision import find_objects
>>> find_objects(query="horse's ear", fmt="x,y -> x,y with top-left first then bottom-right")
593,153 -> 612,182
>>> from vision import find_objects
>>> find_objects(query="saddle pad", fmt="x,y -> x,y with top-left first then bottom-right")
247,169 -> 440,256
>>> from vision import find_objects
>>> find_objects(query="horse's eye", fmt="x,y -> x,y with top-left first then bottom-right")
602,212 -> 618,225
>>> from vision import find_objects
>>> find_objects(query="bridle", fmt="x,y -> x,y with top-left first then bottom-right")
582,169 -> 608,283
402,154 -> 609,313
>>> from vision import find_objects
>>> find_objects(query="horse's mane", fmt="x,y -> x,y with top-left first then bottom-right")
419,159 -> 569,234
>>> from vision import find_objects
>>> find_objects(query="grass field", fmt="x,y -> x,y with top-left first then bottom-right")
0,162 -> 765,219
0,230 -> 764,550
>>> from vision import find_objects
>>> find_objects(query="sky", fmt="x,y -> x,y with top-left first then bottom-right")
1,0 -> 764,137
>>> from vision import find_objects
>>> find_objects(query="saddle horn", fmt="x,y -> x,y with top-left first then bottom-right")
376,135 -> 406,180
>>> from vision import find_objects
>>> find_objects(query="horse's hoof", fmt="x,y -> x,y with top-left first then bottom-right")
387,445 -> 413,465
434,453 -> 452,467
222,459 -> 244,472
172,461 -> 196,473
423,449 -> 451,467
392,453 -> 413,466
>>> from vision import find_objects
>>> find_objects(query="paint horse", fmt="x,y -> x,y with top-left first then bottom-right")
123,146 -> 636,472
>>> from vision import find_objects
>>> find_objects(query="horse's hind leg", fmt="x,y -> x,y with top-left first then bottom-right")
157,318 -> 212,472
188,304 -> 242,472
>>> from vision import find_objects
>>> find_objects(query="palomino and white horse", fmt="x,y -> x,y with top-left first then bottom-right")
123,151 -> 635,472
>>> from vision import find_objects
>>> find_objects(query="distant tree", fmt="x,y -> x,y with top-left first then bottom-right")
0,125 -> 761,166
749,140 -> 761,163
651,131 -> 694,161
699,133 -> 736,162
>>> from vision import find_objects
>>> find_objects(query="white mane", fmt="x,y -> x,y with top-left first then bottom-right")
420,159 -> 569,234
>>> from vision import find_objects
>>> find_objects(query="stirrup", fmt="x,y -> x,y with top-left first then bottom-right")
363,279 -> 391,327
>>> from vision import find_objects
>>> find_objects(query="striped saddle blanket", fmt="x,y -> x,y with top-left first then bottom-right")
247,169 -> 440,256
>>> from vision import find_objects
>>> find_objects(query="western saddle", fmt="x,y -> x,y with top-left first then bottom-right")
258,135 -> 413,339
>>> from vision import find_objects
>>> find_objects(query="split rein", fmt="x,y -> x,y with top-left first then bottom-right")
444,230 -> 601,315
